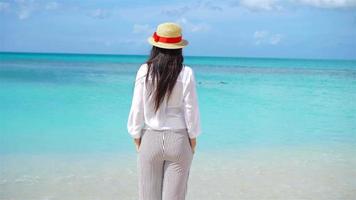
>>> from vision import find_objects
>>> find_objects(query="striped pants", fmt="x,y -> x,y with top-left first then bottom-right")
137,128 -> 194,200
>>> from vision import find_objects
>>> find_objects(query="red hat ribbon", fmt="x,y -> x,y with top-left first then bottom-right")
153,32 -> 182,43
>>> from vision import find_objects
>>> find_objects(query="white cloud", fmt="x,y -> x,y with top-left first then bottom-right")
45,2 -> 58,10
238,0 -> 356,10
254,30 -> 269,39
0,1 -> 60,19
200,1 -> 223,11
240,0 -> 283,11
0,2 -> 10,12
89,8 -> 110,19
133,24 -> 154,34
176,17 -> 210,33
17,9 -> 30,19
161,1 -> 223,16
161,5 -> 190,16
269,34 -> 282,45
296,0 -> 356,8
14,0 -> 36,20
253,30 -> 283,45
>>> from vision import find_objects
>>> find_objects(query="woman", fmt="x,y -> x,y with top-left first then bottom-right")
127,22 -> 202,200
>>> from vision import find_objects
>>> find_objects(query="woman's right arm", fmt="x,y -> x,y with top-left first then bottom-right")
127,65 -> 146,139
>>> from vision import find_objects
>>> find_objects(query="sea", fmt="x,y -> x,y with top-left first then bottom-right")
1,52 -> 356,199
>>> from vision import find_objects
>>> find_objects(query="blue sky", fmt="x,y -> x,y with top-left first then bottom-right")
0,0 -> 355,59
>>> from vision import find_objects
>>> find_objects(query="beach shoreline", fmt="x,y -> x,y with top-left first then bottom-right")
1,145 -> 355,200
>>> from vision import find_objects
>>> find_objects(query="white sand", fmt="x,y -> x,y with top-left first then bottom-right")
1,146 -> 355,200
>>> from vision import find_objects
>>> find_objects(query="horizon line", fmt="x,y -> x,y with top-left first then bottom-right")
0,51 -> 355,62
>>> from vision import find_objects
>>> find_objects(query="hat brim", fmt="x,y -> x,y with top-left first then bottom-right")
147,37 -> 188,49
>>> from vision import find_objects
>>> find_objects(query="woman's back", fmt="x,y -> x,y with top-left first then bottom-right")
128,63 -> 201,139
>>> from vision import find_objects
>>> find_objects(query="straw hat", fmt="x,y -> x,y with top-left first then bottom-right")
148,22 -> 188,49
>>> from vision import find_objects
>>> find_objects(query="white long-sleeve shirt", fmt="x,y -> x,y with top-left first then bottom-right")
127,63 -> 201,139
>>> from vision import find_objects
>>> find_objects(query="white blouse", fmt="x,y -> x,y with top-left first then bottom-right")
127,63 -> 202,139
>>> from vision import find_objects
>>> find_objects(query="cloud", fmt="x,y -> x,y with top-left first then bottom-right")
296,0 -> 356,8
89,8 -> 111,19
14,0 -> 36,20
254,30 -> 269,39
161,5 -> 190,16
17,10 -> 30,19
161,1 -> 223,17
0,1 -> 60,19
176,17 -> 210,33
253,30 -> 283,45
235,0 -> 356,11
0,2 -> 10,12
269,34 -> 283,45
132,24 -> 154,34
239,0 -> 283,11
45,2 -> 58,10
200,1 -> 223,11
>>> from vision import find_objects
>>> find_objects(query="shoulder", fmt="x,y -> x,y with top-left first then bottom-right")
182,65 -> 195,81
135,63 -> 148,82
182,65 -> 195,77
138,63 -> 148,76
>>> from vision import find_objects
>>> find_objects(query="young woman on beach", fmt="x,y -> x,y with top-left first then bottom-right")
127,22 -> 202,200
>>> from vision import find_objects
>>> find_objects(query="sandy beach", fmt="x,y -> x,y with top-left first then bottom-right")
1,145 -> 355,200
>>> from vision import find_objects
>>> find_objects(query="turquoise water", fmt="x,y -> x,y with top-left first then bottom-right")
1,52 -> 356,154
1,52 -> 356,199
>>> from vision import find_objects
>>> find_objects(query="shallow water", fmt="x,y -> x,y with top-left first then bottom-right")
1,52 -> 356,199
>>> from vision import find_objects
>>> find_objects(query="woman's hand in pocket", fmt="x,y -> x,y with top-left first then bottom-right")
134,138 -> 141,153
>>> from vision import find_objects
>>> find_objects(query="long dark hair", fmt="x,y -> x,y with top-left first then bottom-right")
145,46 -> 184,113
